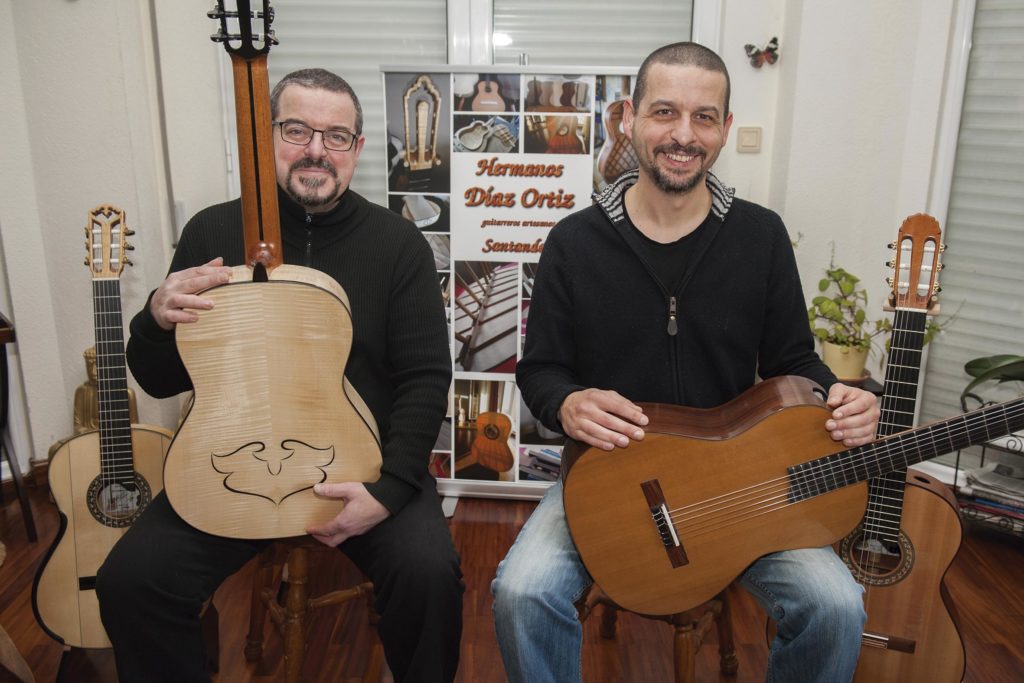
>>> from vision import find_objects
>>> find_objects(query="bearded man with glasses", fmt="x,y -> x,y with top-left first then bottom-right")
96,68 -> 463,683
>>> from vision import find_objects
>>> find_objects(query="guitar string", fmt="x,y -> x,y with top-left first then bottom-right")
855,314 -> 922,575
657,402 -> 1024,538
660,404 -> 1024,541
655,310 -> 929,534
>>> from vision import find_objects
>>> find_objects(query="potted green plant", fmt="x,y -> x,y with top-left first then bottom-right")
961,353 -> 1024,406
807,265 -> 891,380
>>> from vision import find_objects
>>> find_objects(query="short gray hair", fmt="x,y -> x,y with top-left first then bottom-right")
270,68 -> 363,134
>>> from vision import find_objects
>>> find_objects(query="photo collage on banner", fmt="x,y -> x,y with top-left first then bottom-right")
383,69 -> 636,496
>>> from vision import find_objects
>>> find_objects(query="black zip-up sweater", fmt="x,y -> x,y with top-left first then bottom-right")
516,170 -> 836,433
126,186 -> 451,515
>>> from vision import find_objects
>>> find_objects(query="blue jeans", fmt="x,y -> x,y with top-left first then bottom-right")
492,481 -> 866,683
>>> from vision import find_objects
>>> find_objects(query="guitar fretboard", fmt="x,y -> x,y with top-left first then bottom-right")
93,277 -> 135,484
861,308 -> 926,545
788,396 -> 1024,502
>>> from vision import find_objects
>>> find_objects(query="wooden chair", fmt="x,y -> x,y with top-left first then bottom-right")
580,585 -> 739,683
245,537 -> 387,683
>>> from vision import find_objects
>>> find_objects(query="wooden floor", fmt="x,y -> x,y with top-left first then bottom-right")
1,482 -> 1022,682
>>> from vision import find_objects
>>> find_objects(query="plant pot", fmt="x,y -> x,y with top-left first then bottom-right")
821,341 -> 869,381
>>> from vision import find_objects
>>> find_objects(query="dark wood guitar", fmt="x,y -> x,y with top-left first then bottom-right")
839,215 -> 965,681
471,75 -> 505,112
471,412 -> 514,472
562,375 -> 1023,617
33,205 -> 172,649
559,81 -> 577,109
164,0 -> 382,539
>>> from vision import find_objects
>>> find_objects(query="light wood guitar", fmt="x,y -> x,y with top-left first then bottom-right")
33,205 -> 171,649
164,0 -> 381,539
471,412 -> 514,472
838,215 -> 965,681
471,75 -> 505,112
562,375 -> 1023,617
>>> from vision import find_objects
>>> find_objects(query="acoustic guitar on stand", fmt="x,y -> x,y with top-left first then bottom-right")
33,205 -> 172,649
838,214 -> 965,682
562,374 -> 1023,617
163,0 -> 382,539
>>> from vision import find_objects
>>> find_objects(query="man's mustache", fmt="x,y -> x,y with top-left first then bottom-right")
290,158 -> 337,175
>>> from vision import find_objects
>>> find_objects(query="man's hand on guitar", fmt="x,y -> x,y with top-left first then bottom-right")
150,257 -> 233,331
558,388 -> 648,451
306,483 -> 391,547
824,383 -> 880,447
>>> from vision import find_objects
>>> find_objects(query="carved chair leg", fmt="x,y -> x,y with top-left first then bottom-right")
715,590 -> 739,675
672,621 -> 699,683
598,600 -> 619,640
282,547 -> 311,683
245,545 -> 278,662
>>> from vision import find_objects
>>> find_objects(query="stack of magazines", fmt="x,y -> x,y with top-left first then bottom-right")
519,447 -> 562,482
959,455 -> 1024,534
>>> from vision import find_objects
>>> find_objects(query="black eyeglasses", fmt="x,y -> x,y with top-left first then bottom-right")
273,121 -> 359,151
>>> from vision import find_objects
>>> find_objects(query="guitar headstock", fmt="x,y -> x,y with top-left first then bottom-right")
84,205 -> 134,279
208,0 -> 277,59
886,213 -> 943,312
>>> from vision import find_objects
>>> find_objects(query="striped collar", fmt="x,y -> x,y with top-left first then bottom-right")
593,169 -> 736,224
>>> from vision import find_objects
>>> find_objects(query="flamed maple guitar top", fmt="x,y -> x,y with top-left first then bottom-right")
166,265 -> 382,539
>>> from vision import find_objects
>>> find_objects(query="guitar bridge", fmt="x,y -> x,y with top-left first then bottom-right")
641,479 -> 688,568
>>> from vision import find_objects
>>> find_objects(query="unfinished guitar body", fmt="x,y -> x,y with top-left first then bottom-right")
166,265 -> 382,539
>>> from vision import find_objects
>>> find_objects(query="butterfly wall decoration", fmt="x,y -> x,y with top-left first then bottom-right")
744,36 -> 779,69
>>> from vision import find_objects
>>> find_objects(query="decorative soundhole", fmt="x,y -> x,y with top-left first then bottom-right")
87,474 -> 152,527
483,424 -> 500,440
839,529 -> 915,586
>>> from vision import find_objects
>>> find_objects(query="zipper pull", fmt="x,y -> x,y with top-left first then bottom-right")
667,296 -> 678,336
304,214 -> 313,266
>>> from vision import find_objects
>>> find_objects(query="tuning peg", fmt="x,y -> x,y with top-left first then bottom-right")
885,260 -> 894,269
940,242 -> 948,252
939,262 -> 946,270
125,228 -> 135,236
887,241 -> 896,250
125,258 -> 134,267
885,277 -> 893,287
83,257 -> 90,266
125,243 -> 135,251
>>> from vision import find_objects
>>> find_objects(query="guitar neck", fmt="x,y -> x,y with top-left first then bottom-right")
229,52 -> 282,270
93,277 -> 135,483
861,307 -> 928,542
790,396 -> 1024,502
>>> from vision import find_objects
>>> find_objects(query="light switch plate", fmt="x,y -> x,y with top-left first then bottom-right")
737,126 -> 762,153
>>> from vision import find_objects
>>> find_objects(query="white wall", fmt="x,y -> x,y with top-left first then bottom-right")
767,0 -> 958,381
0,0 -> 966,472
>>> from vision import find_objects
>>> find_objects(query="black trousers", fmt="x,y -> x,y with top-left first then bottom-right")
97,485 -> 463,682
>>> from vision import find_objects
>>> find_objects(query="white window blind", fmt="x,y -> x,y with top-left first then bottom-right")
260,0 -> 449,205
920,0 -> 1024,465
492,0 -> 693,66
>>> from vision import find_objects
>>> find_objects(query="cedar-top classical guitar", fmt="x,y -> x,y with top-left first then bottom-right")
164,0 -> 381,539
838,215 -> 965,681
471,412 -> 514,472
33,206 -> 172,649
562,377 -> 1023,617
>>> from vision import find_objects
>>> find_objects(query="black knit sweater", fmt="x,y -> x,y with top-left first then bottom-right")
517,171 -> 836,433
126,187 -> 451,515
